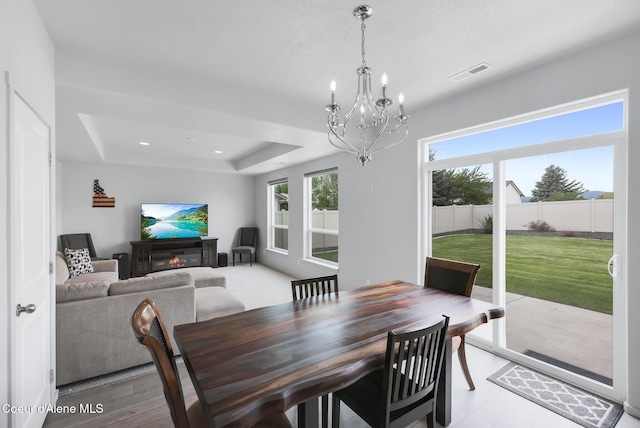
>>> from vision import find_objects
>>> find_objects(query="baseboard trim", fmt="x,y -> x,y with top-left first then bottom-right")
624,400 -> 640,418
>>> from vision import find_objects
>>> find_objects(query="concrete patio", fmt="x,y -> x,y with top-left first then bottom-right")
471,286 -> 613,383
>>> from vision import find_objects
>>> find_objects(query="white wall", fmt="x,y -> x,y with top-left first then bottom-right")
255,141 -> 421,288
57,162 -> 256,261
256,29 -> 640,413
0,0 -> 56,425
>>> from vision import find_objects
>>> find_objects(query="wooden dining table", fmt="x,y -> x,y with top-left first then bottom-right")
173,280 -> 505,428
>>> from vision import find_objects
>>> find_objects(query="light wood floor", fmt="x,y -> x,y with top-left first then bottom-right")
44,264 -> 640,428
44,344 -> 640,428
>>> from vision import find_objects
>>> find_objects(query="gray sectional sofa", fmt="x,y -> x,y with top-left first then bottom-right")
55,251 -> 245,386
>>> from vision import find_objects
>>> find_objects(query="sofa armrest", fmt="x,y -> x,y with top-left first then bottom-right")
92,258 -> 118,273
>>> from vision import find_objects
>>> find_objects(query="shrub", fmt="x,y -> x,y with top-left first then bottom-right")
526,220 -> 556,232
479,214 -> 493,234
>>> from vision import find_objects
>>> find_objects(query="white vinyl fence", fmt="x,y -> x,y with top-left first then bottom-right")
274,209 -> 339,250
433,199 -> 613,234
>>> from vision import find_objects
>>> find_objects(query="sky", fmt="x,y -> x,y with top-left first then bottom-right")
142,203 -> 206,219
429,102 -> 623,197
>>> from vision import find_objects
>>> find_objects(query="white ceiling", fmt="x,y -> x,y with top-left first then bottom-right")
34,0 -> 640,175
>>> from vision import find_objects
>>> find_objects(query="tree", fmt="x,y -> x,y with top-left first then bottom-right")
312,172 -> 338,210
429,149 -> 491,206
434,166 -> 492,206
274,182 -> 288,195
531,164 -> 585,202
430,150 -> 452,206
432,169 -> 451,206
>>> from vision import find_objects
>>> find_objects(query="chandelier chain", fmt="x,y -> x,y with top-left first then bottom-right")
361,20 -> 367,67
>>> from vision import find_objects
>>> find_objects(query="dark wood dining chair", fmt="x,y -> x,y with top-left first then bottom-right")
424,256 -> 481,390
131,299 -> 292,428
332,316 -> 450,428
291,274 -> 339,301
290,274 -> 338,428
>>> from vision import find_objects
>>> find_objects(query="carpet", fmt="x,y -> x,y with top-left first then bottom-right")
488,362 -> 623,428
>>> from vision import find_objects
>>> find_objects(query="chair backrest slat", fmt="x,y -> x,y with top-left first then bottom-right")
384,317 -> 449,414
291,274 -> 339,301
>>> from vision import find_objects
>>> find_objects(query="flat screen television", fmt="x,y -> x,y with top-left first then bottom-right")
141,203 -> 208,240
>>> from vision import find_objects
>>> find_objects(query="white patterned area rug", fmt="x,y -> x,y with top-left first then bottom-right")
488,362 -> 623,428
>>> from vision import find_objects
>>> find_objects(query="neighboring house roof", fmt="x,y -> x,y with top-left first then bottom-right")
506,180 -> 525,197
484,181 -> 525,197
275,192 -> 288,210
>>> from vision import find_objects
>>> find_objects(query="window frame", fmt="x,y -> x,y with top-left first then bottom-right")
304,168 -> 339,267
267,178 -> 289,254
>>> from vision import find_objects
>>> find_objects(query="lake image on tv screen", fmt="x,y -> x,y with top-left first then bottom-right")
141,203 -> 208,239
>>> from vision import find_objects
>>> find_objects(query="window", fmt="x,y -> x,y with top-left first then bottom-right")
268,179 -> 288,252
421,92 -> 627,396
305,169 -> 338,264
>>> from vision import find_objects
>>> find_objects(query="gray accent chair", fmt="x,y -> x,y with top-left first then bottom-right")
59,233 -> 105,260
232,227 -> 258,266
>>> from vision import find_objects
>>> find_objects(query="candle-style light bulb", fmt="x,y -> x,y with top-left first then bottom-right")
330,80 -> 336,105
381,73 -> 388,99
398,92 -> 405,116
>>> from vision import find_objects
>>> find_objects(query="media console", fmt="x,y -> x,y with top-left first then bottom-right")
130,238 -> 218,277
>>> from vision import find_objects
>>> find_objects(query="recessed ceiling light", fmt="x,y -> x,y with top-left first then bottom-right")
139,142 -> 150,146
214,150 -> 223,154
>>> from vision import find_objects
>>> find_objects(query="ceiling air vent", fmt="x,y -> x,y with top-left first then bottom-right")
449,62 -> 492,82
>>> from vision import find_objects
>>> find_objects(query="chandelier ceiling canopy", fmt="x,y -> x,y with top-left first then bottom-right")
325,5 -> 410,166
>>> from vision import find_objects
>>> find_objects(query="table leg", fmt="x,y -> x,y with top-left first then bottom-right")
297,397 -> 319,428
437,337 -> 452,426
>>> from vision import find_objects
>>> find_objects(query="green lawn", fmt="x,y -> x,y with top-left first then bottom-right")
433,234 -> 613,314
313,250 -> 339,263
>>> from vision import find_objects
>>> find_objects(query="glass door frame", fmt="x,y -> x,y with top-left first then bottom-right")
419,91 -> 628,402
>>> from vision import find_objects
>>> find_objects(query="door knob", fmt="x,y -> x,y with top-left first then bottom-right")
16,303 -> 36,317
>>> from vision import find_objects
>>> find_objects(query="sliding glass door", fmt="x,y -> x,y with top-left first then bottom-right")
422,93 -> 627,401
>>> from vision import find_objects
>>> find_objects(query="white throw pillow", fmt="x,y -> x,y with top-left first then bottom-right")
64,248 -> 94,277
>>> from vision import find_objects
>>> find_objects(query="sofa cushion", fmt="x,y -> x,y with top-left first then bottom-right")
56,281 -> 110,303
195,287 -> 245,321
146,267 -> 226,288
109,271 -> 194,296
64,248 -> 94,277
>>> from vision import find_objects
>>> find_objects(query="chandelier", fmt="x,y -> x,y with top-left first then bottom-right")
325,5 -> 409,166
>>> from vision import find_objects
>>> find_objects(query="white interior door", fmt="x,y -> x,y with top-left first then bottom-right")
9,92 -> 52,428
